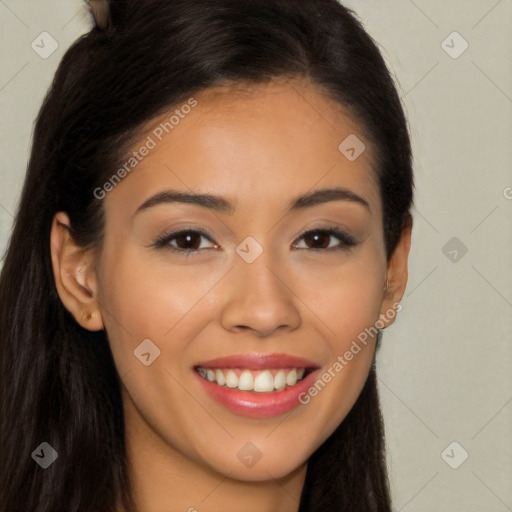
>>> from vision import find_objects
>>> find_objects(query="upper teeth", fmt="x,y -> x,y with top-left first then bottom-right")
197,367 -> 306,392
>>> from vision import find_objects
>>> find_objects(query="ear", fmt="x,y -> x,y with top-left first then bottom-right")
50,212 -> 104,331
378,216 -> 412,328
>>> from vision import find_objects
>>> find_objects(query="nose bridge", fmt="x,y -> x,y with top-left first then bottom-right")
219,242 -> 301,336
238,246 -> 283,297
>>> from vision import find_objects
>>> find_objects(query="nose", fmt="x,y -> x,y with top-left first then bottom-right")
219,253 -> 301,337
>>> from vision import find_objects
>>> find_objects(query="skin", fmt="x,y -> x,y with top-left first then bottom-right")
50,77 -> 411,512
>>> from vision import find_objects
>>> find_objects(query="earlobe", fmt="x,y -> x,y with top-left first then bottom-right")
50,212 -> 104,331
379,216 -> 413,328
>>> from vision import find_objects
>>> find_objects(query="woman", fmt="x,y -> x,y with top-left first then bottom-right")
0,0 -> 413,510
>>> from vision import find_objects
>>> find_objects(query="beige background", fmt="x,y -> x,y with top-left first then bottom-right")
1,1 -> 511,510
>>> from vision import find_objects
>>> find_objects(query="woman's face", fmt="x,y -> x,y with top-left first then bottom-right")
55,78 -> 410,483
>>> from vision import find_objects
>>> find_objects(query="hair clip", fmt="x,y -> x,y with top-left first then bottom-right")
84,0 -> 111,30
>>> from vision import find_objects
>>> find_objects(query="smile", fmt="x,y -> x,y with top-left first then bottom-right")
196,367 -> 308,392
194,354 -> 320,418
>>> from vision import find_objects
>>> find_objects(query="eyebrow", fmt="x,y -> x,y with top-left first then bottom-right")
133,186 -> 370,218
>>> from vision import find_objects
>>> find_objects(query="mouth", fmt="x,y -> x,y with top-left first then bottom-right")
193,354 -> 320,418
195,367 -> 311,392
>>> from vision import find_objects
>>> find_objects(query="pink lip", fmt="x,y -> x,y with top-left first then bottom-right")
194,353 -> 320,419
195,353 -> 318,370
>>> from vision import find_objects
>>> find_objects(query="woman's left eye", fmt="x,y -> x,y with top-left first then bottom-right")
292,228 -> 357,251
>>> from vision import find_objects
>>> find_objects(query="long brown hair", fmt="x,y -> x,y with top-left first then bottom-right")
0,1 -> 413,510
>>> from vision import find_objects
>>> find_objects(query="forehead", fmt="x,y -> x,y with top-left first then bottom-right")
106,77 -> 381,217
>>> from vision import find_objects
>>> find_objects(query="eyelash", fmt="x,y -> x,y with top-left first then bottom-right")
150,225 -> 357,255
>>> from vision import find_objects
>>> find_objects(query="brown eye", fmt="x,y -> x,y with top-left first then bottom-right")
293,228 -> 357,251
152,229 -> 218,253
302,231 -> 331,249
173,232 -> 202,250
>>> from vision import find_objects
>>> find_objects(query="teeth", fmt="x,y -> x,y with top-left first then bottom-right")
215,369 -> 225,386
286,368 -> 297,387
253,369 -> 274,392
198,367 -> 308,392
225,370 -> 238,388
274,369 -> 286,390
238,370 -> 254,390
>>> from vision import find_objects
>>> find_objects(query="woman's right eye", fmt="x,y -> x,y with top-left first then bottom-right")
151,229 -> 219,254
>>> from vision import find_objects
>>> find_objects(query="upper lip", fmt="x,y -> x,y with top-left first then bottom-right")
195,353 -> 320,370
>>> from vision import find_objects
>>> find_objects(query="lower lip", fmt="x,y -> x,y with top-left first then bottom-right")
195,370 -> 318,419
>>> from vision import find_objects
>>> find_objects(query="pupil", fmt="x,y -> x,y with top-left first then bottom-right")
306,232 -> 328,249
178,233 -> 199,249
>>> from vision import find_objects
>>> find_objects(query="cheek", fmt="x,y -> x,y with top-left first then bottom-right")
292,250 -> 385,342
96,246 -> 208,369
101,243 -> 216,323
288,250 -> 384,419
